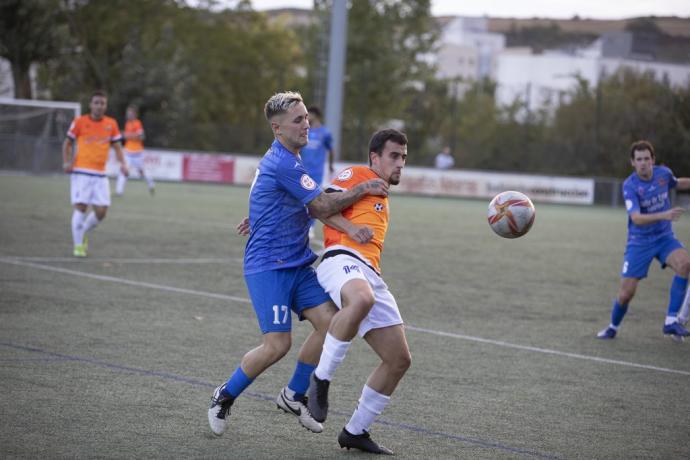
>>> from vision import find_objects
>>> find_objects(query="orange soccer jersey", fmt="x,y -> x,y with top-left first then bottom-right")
68,115 -> 122,174
124,119 -> 144,153
323,166 -> 389,273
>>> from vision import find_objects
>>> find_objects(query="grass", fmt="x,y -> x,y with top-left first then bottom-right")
1,174 -> 689,459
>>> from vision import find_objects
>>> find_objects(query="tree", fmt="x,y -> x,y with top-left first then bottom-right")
307,0 -> 438,162
0,0 -> 65,98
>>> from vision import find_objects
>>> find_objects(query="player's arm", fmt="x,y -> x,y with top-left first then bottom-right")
318,212 -> 373,244
307,179 -> 388,219
113,141 -> 129,177
630,208 -> 686,225
62,137 -> 74,172
676,177 -> 690,191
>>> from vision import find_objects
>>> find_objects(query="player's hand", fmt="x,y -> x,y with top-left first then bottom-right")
668,207 -> 686,221
120,164 -> 130,177
348,224 -> 374,244
360,179 -> 389,197
62,161 -> 73,173
236,217 -> 250,236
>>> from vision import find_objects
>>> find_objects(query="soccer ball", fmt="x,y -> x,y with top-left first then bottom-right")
487,191 -> 536,239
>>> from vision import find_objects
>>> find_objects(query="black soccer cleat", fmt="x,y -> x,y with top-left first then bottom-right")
337,428 -> 394,455
306,372 -> 330,423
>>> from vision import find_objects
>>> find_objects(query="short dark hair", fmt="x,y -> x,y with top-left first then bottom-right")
91,90 -> 107,100
307,106 -> 322,118
368,129 -> 408,165
630,140 -> 655,159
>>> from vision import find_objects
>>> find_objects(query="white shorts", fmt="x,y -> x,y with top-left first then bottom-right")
316,253 -> 403,337
70,173 -> 111,206
125,151 -> 144,170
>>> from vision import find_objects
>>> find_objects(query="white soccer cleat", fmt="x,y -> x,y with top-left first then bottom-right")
208,384 -> 233,436
276,387 -> 323,433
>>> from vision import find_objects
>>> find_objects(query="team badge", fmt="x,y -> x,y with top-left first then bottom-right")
300,174 -> 317,190
337,169 -> 353,181
374,203 -> 385,212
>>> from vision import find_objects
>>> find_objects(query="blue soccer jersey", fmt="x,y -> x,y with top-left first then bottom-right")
300,125 -> 333,185
243,140 -> 323,275
623,165 -> 678,245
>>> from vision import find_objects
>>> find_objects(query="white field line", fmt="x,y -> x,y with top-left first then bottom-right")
3,257 -> 689,377
1,259 -> 250,304
0,256 -> 242,264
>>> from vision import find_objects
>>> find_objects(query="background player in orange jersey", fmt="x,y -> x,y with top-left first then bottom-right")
307,129 -> 410,455
115,105 -> 155,196
62,90 -> 128,257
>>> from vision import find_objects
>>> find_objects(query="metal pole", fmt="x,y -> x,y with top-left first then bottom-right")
324,0 -> 347,161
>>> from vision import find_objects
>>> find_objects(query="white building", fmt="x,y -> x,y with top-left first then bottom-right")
434,16 -> 506,81
495,40 -> 690,113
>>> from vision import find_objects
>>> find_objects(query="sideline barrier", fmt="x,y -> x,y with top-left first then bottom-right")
106,149 -> 595,205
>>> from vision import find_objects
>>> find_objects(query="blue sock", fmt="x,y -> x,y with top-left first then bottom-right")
667,276 -> 688,317
223,367 -> 253,399
287,361 -> 316,399
611,300 -> 628,327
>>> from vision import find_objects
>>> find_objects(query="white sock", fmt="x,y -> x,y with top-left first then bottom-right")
345,385 -> 390,435
83,212 -> 100,234
665,316 -> 678,326
143,171 -> 155,189
71,210 -> 86,245
314,333 -> 351,381
116,172 -> 127,195
678,286 -> 690,322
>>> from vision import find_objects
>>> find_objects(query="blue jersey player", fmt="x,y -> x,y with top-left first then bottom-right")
301,106 -> 335,188
208,91 -> 386,436
598,140 -> 690,341
301,106 -> 335,239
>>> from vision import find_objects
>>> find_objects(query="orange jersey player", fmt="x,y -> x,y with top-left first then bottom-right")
322,166 -> 389,274
307,129 -> 411,455
62,90 -> 128,257
116,105 -> 155,196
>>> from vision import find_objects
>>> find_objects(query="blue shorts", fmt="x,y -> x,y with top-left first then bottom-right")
621,235 -> 684,279
244,266 -> 331,334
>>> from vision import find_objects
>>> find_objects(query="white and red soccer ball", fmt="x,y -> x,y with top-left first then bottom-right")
487,191 -> 536,239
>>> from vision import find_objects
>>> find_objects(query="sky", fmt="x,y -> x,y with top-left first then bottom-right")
243,0 -> 690,20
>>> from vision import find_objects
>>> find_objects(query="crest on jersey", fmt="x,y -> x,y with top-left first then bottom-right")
337,169 -> 353,181
300,174 -> 317,190
374,202 -> 385,212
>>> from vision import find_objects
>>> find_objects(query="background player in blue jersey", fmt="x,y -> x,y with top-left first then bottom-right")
208,91 -> 387,436
598,140 -> 690,340
301,106 -> 335,239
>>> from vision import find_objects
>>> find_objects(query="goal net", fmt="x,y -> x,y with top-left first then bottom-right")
0,97 -> 81,173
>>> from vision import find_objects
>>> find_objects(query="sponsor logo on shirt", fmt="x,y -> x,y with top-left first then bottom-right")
337,169 -> 353,181
300,174 -> 317,190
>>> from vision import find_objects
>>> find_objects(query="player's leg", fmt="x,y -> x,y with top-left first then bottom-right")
598,243 -> 651,339
275,266 -> 333,432
209,331 -> 292,436
338,324 -> 409,455
308,256 -> 374,422
115,170 -> 127,196
71,203 -> 88,257
208,269 -> 295,436
140,166 -> 155,195
661,245 -> 690,338
77,176 -> 110,255
70,174 -> 91,257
